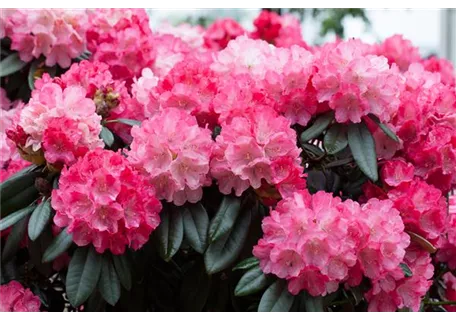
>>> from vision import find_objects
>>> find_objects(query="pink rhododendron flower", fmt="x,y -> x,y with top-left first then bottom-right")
151,34 -> 192,78
87,8 -> 155,86
380,158 -> 415,187
156,22 -> 205,49
4,9 -> 88,68
0,281 -> 41,312
11,83 -> 103,167
365,245 -> 433,312
312,39 -> 404,123
210,108 -> 303,197
443,272 -> 456,311
128,108 -> 214,206
437,193 -> 456,269
204,18 -> 246,50
52,149 -> 162,254
374,35 -> 421,72
421,56 -> 456,86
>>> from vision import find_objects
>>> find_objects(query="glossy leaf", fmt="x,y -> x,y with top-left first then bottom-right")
0,52 -> 28,77
368,114 -> 400,143
1,185 -> 39,218
28,198 -> 52,241
42,227 -> 73,263
100,126 -> 114,147
182,203 -> 209,254
112,254 -> 132,291
208,195 -> 241,243
347,122 -> 378,181
234,265 -> 269,297
155,204 -> 184,261
1,168 -> 38,202
233,257 -> 259,271
1,216 -> 28,261
324,124 -> 348,154
105,118 -> 141,126
258,280 -> 295,312
99,254 -> 121,306
300,111 -> 334,142
0,205 -> 36,231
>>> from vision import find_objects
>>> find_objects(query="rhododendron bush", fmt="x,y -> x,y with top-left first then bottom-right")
1,8 -> 456,313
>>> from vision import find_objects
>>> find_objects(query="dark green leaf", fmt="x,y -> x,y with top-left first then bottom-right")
258,280 -> 295,312
179,259 -> 211,311
28,198 -> 52,241
42,227 -> 73,263
86,290 -> 106,312
0,205 -> 36,231
233,257 -> 259,271
324,124 -> 348,154
99,254 -> 121,306
368,114 -> 399,143
28,59 -> 41,90
155,204 -> 184,261
208,195 -> 241,243
234,265 -> 269,297
66,247 -> 102,307
301,142 -> 325,157
324,157 -> 354,168
303,293 -> 325,312
347,122 -> 378,181
300,111 -> 334,142
0,52 -> 28,77
1,185 -> 39,218
100,126 -> 114,147
399,263 -> 412,277
105,118 -> 141,127
204,205 -> 251,274
112,254 -> 132,291
1,216 -> 28,261
182,203 -> 209,254
1,169 -> 38,203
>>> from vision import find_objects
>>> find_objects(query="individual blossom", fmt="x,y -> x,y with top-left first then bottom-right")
374,34 -> 421,72
204,18 -> 246,50
0,281 -> 41,312
4,9 -> 89,68
365,245 -> 433,312
51,149 -> 162,254
312,39 -> 404,123
8,83 -> 103,167
380,158 -> 415,188
442,272 -> 456,311
210,108 -> 303,197
87,8 -> 155,85
128,108 -> 214,206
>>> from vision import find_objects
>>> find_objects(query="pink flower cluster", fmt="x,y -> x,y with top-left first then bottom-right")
374,34 -> 421,72
128,108 -> 214,206
86,9 -> 155,85
204,18 -> 246,50
253,190 -> 410,298
365,245 -> 433,312
2,9 -> 88,68
443,272 -> 456,311
10,83 -> 103,167
250,10 -> 309,49
436,193 -> 456,270
312,39 -> 405,123
0,281 -> 41,312
379,159 -> 448,248
211,108 -> 304,197
156,22 -> 205,49
51,149 -> 162,254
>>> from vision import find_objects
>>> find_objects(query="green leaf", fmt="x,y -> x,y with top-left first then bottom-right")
0,52 -> 28,77
100,126 -> 114,147
368,114 -> 400,143
1,168 -> 38,203
324,124 -> 348,154
1,185 -> 39,218
182,203 -> 209,254
155,204 -> 184,261
2,216 -> 28,261
399,263 -> 413,278
66,247 -> 103,307
303,293 -> 325,312
28,59 -> 41,90
258,280 -> 295,312
0,205 -> 36,231
105,118 -> 141,126
234,265 -> 269,297
347,122 -> 378,181
42,227 -> 73,263
300,111 -> 335,142
28,198 -> 52,241
233,257 -> 259,271
99,254 -> 121,306
112,254 -> 132,291
204,205 -> 251,275
179,259 -> 211,311
301,142 -> 325,157
208,195 -> 242,243
324,157 -> 354,168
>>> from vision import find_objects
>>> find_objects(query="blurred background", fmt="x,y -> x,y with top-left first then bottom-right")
146,8 -> 456,64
